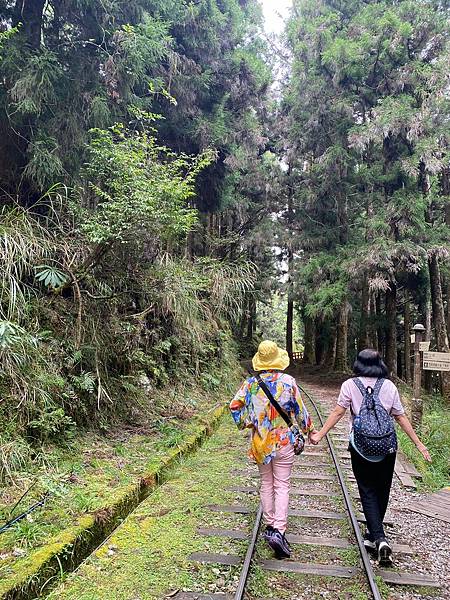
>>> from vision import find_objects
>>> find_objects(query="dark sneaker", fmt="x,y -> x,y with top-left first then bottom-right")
268,529 -> 291,559
363,533 -> 376,554
376,539 -> 393,566
263,525 -> 275,541
282,533 -> 292,552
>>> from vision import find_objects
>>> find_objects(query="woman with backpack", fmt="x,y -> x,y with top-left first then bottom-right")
230,340 -> 316,559
310,349 -> 431,566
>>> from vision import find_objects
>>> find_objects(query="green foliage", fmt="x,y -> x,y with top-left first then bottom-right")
284,0 -> 450,369
156,421 -> 185,449
0,0 -> 268,212
0,0 -> 268,487
78,124 -> 212,244
27,407 -> 74,441
0,434 -> 33,483
24,137 -> 65,190
0,26 -> 18,55
256,294 -> 303,348
35,265 -> 68,289
10,49 -> 63,115
399,392 -> 450,490
0,204 -> 52,320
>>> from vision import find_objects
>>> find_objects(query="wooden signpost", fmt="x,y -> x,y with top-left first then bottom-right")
422,351 -> 450,371
411,324 -> 425,429
411,324 -> 450,428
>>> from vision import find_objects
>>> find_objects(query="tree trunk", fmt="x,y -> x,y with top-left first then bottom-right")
446,278 -> 450,342
428,253 -> 450,399
315,321 -> 325,365
404,295 -> 412,383
246,296 -> 255,342
303,316 -> 316,364
13,0 -> 46,48
321,320 -> 337,369
286,173 -> 294,356
335,301 -> 349,371
397,348 -> 403,380
385,284 -> 397,377
376,293 -> 384,354
368,293 -> 378,349
424,297 -> 433,393
443,171 -> 450,340
358,276 -> 370,351
238,296 -> 248,340
286,298 -> 294,356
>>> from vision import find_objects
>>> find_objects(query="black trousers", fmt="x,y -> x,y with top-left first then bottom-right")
350,446 -> 396,541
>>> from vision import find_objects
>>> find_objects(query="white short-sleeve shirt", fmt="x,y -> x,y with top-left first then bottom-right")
338,377 -> 405,417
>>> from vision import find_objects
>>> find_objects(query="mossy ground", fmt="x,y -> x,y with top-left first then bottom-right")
47,416 -> 373,600
0,377 -> 238,593
46,418 -> 252,599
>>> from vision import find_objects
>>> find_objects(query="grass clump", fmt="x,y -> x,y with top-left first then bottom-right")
398,388 -> 450,490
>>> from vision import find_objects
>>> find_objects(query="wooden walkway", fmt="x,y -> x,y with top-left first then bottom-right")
394,451 -> 423,489
405,487 -> 450,524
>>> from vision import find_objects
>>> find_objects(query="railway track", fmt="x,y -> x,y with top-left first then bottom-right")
44,374 -> 442,599
180,384 -> 439,600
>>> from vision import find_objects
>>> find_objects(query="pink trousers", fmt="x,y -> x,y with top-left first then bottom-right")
258,443 -> 295,534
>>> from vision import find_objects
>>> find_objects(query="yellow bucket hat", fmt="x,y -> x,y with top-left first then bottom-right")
252,340 -> 290,372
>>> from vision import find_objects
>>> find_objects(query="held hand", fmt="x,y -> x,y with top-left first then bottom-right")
309,431 -> 322,445
307,429 -> 317,444
417,443 -> 432,463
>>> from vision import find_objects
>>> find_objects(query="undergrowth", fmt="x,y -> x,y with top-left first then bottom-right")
0,370 -> 239,583
398,389 -> 450,491
0,122 -> 255,485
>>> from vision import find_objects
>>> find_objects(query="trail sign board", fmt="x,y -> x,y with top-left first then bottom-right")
423,351 -> 450,371
419,341 -> 430,352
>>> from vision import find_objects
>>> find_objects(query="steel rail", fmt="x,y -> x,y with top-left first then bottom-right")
233,504 -> 262,600
298,384 -> 383,600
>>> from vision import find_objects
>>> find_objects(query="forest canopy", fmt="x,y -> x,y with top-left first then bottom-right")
0,0 -> 271,473
0,0 -> 449,481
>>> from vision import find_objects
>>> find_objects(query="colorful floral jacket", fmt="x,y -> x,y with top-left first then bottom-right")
230,371 -> 314,465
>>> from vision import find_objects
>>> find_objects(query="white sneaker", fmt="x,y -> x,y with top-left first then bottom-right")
377,539 -> 393,566
363,538 -> 376,553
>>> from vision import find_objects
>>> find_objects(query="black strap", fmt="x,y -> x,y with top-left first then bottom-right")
249,371 -> 293,428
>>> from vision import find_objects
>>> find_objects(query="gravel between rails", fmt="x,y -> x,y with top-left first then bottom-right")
297,367 -> 450,600
386,481 -> 450,600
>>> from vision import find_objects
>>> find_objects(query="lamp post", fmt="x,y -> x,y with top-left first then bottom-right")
411,323 -> 425,429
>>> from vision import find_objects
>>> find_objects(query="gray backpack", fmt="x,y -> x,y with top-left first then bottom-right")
351,378 -> 397,458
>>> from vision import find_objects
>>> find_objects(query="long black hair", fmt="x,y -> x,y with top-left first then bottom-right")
353,349 -> 389,378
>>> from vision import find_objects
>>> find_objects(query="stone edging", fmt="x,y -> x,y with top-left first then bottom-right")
0,404 -> 226,600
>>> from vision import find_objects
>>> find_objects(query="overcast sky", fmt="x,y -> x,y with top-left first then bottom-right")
261,0 -> 293,34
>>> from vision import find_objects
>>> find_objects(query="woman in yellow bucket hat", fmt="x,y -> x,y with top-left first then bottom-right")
230,340 -> 316,558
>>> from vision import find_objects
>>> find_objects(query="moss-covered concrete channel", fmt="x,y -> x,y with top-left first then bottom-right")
0,405 -> 225,600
